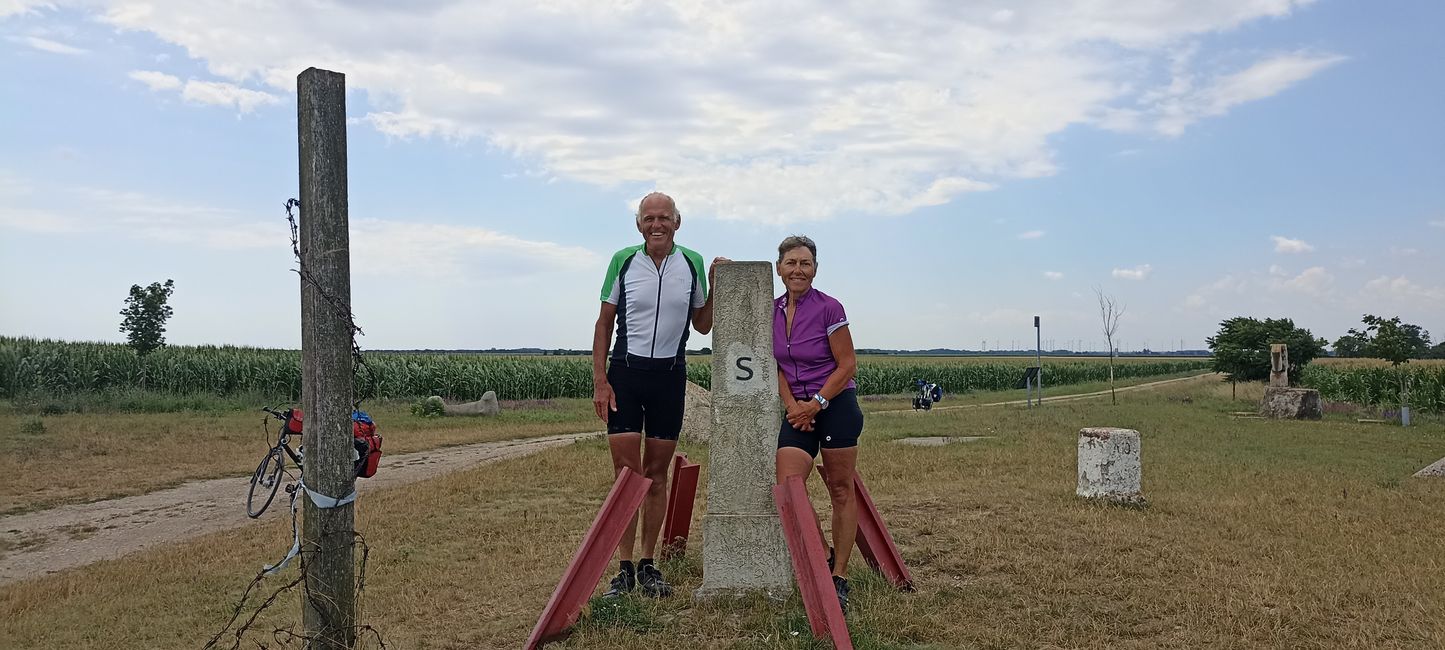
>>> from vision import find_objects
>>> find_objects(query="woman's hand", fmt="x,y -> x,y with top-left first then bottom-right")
786,399 -> 821,430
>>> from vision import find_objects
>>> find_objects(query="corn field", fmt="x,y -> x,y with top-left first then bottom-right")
1301,363 -> 1445,412
0,336 -> 1210,401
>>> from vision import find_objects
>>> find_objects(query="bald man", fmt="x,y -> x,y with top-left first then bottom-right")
592,192 -> 715,598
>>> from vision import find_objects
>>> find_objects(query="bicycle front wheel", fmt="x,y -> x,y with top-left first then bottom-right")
246,448 -> 286,518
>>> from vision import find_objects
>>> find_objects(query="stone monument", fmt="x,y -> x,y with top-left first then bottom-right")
1269,344 -> 1289,388
1258,344 -> 1323,420
695,262 -> 792,600
1077,427 -> 1145,505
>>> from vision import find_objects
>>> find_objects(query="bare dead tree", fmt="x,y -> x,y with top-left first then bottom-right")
1096,288 -> 1125,405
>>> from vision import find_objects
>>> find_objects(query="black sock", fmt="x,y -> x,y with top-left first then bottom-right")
619,560 -> 635,575
637,558 -> 655,570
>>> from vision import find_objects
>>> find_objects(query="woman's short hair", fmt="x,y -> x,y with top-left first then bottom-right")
777,235 -> 817,264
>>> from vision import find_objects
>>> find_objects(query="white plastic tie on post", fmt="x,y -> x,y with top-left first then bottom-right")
263,480 -> 357,575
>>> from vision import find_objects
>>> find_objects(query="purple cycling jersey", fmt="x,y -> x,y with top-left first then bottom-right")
773,288 -> 855,400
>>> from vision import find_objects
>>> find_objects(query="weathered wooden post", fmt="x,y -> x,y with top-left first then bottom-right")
297,66 -> 355,649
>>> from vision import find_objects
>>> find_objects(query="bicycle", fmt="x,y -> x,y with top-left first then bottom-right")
911,379 -> 944,411
247,407 -> 305,518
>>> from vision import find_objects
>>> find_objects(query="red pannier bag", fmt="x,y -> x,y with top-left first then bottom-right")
285,408 -> 304,434
351,411 -> 382,478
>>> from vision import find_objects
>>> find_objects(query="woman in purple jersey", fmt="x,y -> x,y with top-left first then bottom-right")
772,235 -> 864,615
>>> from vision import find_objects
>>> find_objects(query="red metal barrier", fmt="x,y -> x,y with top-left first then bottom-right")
660,453 -> 700,560
816,465 -> 914,591
773,476 -> 853,649
525,470 -> 652,649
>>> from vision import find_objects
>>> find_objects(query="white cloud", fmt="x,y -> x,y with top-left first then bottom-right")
1430,219 -> 1445,229
129,70 -> 182,91
1112,264 -> 1153,280
1043,271 -> 1063,280
1388,246 -> 1419,257
351,220 -> 599,279
1182,294 -> 1206,310
129,70 -> 280,113
7,34 -> 87,54
1018,230 -> 1046,240
1271,235 -> 1314,253
1268,264 -> 1287,276
56,0 -> 1332,223
1363,275 -> 1445,302
1277,266 -> 1333,296
1134,51 -> 1346,137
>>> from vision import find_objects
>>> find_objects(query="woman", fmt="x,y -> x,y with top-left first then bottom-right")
772,235 -> 864,615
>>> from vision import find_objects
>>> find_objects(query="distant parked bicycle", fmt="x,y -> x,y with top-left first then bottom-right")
911,379 -> 944,411
248,407 -> 306,518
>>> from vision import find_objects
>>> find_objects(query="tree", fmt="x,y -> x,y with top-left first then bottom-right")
119,279 -> 176,356
1345,314 -> 1431,361
1206,317 -> 1326,398
1095,288 -> 1124,405
1332,332 -> 1368,358
1349,315 -> 1432,418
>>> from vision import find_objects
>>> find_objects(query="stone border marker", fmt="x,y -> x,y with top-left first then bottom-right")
1077,427 -> 1145,505
695,262 -> 792,600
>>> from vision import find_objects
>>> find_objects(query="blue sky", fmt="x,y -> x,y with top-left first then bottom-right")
1,0 -> 1441,352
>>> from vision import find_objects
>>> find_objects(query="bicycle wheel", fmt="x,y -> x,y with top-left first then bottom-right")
246,448 -> 286,518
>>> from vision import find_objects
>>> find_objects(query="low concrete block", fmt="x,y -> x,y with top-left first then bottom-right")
1258,387 -> 1322,420
442,390 -> 500,416
1077,427 -> 1144,504
1413,457 -> 1445,478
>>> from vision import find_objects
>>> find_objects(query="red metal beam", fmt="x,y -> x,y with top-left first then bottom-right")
660,453 -> 700,560
773,476 -> 853,649
816,465 -> 914,592
526,470 -> 652,649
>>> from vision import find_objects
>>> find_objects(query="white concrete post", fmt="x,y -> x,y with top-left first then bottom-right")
695,262 -> 792,600
1076,427 -> 1144,504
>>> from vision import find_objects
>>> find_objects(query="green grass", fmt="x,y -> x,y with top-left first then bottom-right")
4,376 -> 1445,648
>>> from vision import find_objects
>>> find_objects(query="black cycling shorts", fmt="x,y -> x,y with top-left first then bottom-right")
778,388 -> 864,457
606,362 -> 686,441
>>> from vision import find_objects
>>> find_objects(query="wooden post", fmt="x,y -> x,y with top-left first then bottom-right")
297,67 -> 355,650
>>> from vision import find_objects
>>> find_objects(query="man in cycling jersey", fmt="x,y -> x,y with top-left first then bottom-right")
592,191 -> 715,598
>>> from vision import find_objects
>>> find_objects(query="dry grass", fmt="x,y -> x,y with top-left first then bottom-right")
4,378 -> 1445,649
0,399 -> 597,514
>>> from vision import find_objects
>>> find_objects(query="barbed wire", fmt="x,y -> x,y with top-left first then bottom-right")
284,198 -> 378,407
203,530 -> 384,650
200,198 -> 388,649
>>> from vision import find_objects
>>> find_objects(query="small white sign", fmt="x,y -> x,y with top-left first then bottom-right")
724,341 -> 769,396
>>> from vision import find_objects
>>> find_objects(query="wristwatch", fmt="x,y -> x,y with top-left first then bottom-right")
812,393 -> 829,410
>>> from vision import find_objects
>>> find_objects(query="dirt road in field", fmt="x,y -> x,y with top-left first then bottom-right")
870,372 -> 1217,414
0,430 -> 602,586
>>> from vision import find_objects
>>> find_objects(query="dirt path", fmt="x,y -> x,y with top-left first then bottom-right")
871,372 -> 1217,415
0,430 -> 602,586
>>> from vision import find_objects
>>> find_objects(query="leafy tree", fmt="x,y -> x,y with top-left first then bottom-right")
1349,315 -> 1432,416
1206,317 -> 1326,398
1429,341 -> 1445,360
118,279 -> 176,356
1332,332 -> 1368,358
1345,314 -> 1431,361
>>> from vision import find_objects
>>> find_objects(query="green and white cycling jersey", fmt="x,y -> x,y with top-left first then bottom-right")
600,244 -> 708,365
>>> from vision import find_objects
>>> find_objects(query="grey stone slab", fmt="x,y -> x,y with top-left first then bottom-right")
1259,387 -> 1322,420
1077,427 -> 1144,504
441,390 -> 499,416
1413,457 -> 1445,478
894,436 -> 994,446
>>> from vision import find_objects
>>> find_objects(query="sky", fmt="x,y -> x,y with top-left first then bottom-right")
1,0 -> 1441,353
